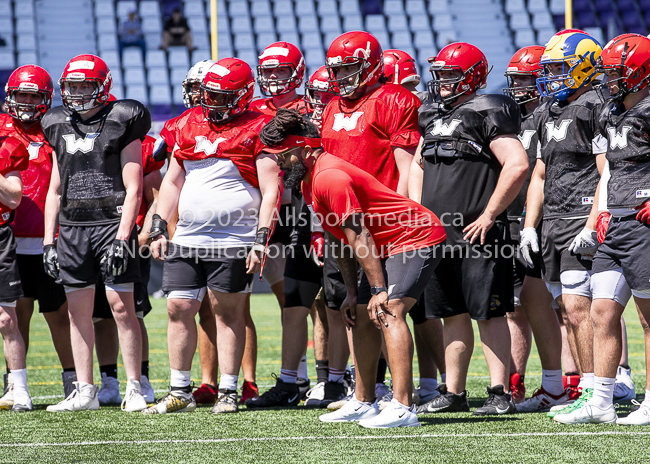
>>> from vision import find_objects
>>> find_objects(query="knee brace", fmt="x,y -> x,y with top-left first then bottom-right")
560,270 -> 592,298
590,268 -> 632,306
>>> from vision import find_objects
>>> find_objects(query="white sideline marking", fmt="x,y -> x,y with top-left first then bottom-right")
2,431 -> 650,447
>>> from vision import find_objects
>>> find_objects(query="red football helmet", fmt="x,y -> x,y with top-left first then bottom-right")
326,31 -> 383,96
4,65 -> 53,121
597,33 -> 650,101
257,42 -> 305,96
504,45 -> 545,104
304,65 -> 335,121
59,54 -> 112,113
383,49 -> 420,87
200,58 -> 255,124
428,42 -> 489,103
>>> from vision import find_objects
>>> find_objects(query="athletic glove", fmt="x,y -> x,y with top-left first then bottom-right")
635,200 -> 650,224
597,211 -> 611,244
43,244 -> 59,280
310,231 -> 324,267
148,214 -> 168,240
568,227 -> 598,256
519,227 -> 539,268
103,239 -> 130,277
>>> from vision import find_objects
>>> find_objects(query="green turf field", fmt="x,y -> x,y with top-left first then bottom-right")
1,294 -> 649,463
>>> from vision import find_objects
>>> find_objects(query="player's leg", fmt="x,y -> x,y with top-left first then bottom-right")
42,303 -> 76,398
0,301 -> 31,411
14,298 -> 33,353
506,304 -> 531,403
134,256 -> 154,402
241,293 -> 258,397
94,317 -> 122,406
411,299 -> 445,404
312,290 -> 330,388
614,315 -> 635,402
195,293 -> 219,404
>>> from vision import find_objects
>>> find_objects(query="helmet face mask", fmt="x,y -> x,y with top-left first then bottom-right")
257,42 -> 305,97
504,73 -> 539,104
595,34 -> 650,103
4,65 -> 54,122
200,86 -> 241,123
60,79 -> 105,113
59,55 -> 112,114
428,65 -> 473,103
326,60 -> 365,97
304,65 -> 335,121
183,60 -> 217,108
427,43 -> 489,104
199,59 -> 255,124
257,64 -> 298,96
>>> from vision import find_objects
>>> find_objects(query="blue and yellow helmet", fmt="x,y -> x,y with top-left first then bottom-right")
537,31 -> 603,100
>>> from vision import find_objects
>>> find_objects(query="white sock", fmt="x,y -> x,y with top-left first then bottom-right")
643,389 -> 650,407
170,369 -> 191,389
353,392 -> 372,405
280,369 -> 298,384
419,378 -> 438,392
541,369 -> 564,396
10,369 -> 27,396
441,373 -> 446,384
298,356 -> 308,380
219,374 -> 238,391
582,373 -> 595,390
328,368 -> 345,383
591,376 -> 615,409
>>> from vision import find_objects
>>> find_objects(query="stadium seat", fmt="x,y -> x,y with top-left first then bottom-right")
254,16 -> 275,34
0,1 -> 10,18
123,48 -> 144,67
150,85 -> 172,105
273,1 -> 293,17
250,0 -> 272,17
549,0 -> 565,14
433,14 -> 454,30
414,30 -> 435,50
111,84 -> 124,100
373,31 -> 391,49
18,52 -> 38,66
140,1 -> 160,17
98,33 -> 119,52
146,50 -> 167,67
111,68 -> 123,86
528,0 -> 551,13
257,32 -> 278,50
95,1 -> 115,17
577,11 -> 598,27
418,47 -> 437,66
16,19 -> 35,35
231,17 -> 252,34
0,18 -> 12,34
339,0 -> 360,14
304,48 -> 325,67
573,0 -> 594,13
142,17 -> 162,34
187,16 -> 207,34
145,33 -> 162,50
532,12 -> 554,29
510,12 -> 532,30
323,32 -> 341,48
185,1 -> 205,16
536,28 -> 557,43
405,0 -> 427,16
429,0 -> 451,14
148,67 -> 170,85
599,10 -> 619,29
277,15 -> 297,33
317,0 -> 338,16
173,86 -> 184,105
97,18 -> 117,34
410,15 -> 432,32
387,15 -> 409,33
302,32 -> 322,48
191,49 -> 212,64
505,0 -> 525,14
238,50 -> 258,70
515,29 -> 536,48
385,0 -> 404,15
436,30 -> 457,49
116,1 -> 137,18
392,32 -> 414,49
295,0 -> 316,17
15,1 -> 34,17
101,50 -> 121,69
124,67 -> 146,86
343,15 -> 363,32
126,85 -> 148,104
234,33 -> 255,51
279,31 -> 301,47
169,48 -> 190,68
320,15 -> 342,33
17,34 -> 37,51
229,1 -> 250,17
170,67 -> 187,86
365,14 -> 387,33
298,16 -> 319,34
583,27 -> 604,44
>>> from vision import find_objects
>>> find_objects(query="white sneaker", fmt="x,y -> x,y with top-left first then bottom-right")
46,382 -> 100,412
359,399 -> 420,428
98,373 -> 122,405
553,402 -> 617,424
121,378 -> 148,412
517,387 -> 570,412
11,391 -> 32,412
140,375 -> 155,403
304,381 -> 326,407
320,396 -> 380,423
613,366 -> 636,402
0,374 -> 14,410
617,400 -> 650,426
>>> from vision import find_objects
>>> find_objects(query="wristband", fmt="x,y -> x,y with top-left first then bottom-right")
255,227 -> 269,246
148,214 -> 168,240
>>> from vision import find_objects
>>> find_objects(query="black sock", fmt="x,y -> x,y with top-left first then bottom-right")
171,385 -> 192,393
620,364 -> 630,370
63,367 -> 75,373
315,360 -> 329,384
376,358 -> 387,384
99,364 -> 118,379
141,361 -> 149,378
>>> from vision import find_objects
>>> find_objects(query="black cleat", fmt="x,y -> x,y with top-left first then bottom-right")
416,383 -> 469,414
473,385 -> 515,416
245,377 -> 300,409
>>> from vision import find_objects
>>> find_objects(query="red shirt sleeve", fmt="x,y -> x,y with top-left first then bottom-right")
142,135 -> 165,175
312,167 -> 363,227
0,136 -> 29,176
384,89 -> 421,149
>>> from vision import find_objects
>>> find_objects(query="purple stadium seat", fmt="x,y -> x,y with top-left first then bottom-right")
619,0 -> 640,10
594,0 -> 615,12
577,11 -> 598,27
627,25 -> 648,34
553,14 -> 565,29
573,0 -> 593,13
599,10 -> 619,28
641,0 -> 650,10
622,11 -> 644,28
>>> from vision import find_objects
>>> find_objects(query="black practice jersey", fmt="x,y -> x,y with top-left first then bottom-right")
599,96 -> 650,210
507,112 -> 540,221
418,93 -> 521,243
535,89 -> 604,218
41,100 -> 151,226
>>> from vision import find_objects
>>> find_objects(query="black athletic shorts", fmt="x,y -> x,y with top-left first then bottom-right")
57,222 -> 141,287
270,204 -> 294,246
593,216 -> 650,291
93,254 -> 152,319
424,222 -> 514,321
17,253 -> 66,313
541,217 -> 592,283
357,246 -> 442,305
0,225 -> 23,302
162,244 -> 252,294
283,244 -> 323,308
409,295 -> 427,325
322,235 -> 358,311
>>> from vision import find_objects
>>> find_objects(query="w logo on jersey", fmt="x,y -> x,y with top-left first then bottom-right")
63,133 -> 99,154
195,136 -> 227,155
430,119 -> 461,137
607,126 -> 632,149
518,130 -> 536,150
545,120 -> 573,142
331,112 -> 364,132
27,142 -> 43,160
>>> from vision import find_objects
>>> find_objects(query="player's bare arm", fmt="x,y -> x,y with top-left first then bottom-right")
523,159 -> 546,229
0,170 -> 23,210
117,139 -> 143,241
138,169 -> 162,246
463,134 -> 529,244
585,152 -> 607,230
43,152 -> 61,246
393,146 -> 416,198
340,213 -> 391,329
407,138 -> 424,203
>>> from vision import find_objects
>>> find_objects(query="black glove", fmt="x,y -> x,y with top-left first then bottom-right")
148,214 -> 168,240
43,244 -> 59,280
103,239 -> 130,277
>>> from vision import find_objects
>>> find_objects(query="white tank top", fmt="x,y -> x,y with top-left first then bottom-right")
172,157 -> 262,249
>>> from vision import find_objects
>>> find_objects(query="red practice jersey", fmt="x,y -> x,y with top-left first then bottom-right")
159,114 -> 181,151
136,134 -> 165,229
0,113 -> 54,237
0,134 -> 30,226
307,152 -> 446,257
320,84 -> 420,192
248,95 -> 307,116
173,107 -> 270,188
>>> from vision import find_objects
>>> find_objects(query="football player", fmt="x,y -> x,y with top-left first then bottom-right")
411,42 -> 529,415
0,133 -> 32,411
146,58 -> 280,414
264,109 -> 447,428
383,49 -> 421,93
304,65 -> 335,129
0,65 -> 75,408
317,31 -> 423,415
42,54 -> 150,412
557,33 -> 650,425
519,31 -> 612,420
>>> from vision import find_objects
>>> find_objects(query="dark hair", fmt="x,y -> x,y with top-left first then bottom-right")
259,108 -> 321,147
